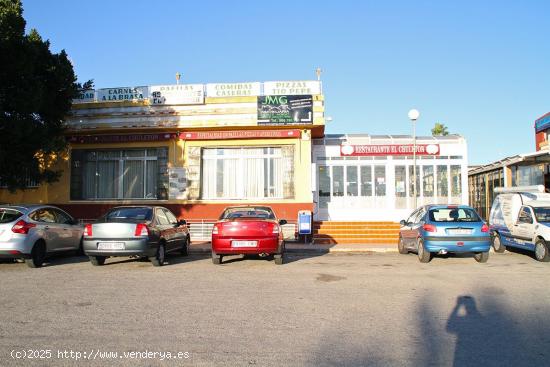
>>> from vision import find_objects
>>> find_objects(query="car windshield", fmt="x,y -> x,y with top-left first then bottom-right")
533,207 -> 550,223
103,207 -> 153,222
220,207 -> 275,220
429,207 -> 481,222
0,208 -> 23,223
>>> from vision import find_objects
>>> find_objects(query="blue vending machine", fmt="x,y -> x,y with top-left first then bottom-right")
298,210 -> 312,244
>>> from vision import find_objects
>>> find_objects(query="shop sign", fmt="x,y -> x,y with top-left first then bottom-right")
340,144 -> 440,156
168,167 -> 188,200
97,86 -> 149,102
535,112 -> 550,133
206,82 -> 261,97
68,133 -> 176,144
149,84 -> 204,105
257,95 -> 313,125
263,81 -> 321,96
180,129 -> 301,140
73,89 -> 96,103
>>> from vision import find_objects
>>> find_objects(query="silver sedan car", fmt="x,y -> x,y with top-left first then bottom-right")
0,205 -> 84,268
82,206 -> 190,266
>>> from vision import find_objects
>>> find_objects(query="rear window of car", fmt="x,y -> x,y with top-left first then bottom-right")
429,208 -> 481,222
220,207 -> 275,220
533,207 -> 550,222
103,207 -> 153,221
0,208 -> 23,223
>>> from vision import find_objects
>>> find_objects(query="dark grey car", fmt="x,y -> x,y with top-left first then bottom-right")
82,206 -> 190,266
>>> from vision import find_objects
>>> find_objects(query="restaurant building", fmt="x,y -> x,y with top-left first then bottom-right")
0,81 -> 325,231
313,134 -> 468,222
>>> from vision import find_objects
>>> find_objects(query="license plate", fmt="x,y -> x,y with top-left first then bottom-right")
448,229 -> 472,235
97,242 -> 125,250
231,240 -> 257,248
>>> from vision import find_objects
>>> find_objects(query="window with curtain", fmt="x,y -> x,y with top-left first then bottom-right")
201,147 -> 289,199
72,148 -> 167,200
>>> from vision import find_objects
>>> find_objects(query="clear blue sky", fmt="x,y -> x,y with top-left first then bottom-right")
22,0 -> 550,165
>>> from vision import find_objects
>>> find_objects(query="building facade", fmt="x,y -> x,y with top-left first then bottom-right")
0,81 -> 325,228
312,134 -> 468,221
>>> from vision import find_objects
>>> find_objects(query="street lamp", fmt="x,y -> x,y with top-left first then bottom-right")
408,109 -> 420,208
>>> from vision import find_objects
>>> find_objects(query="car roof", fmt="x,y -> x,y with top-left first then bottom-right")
529,201 -> 550,208
424,204 -> 474,210
0,204 -> 55,213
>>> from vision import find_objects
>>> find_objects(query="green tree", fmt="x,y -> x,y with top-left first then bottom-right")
431,122 -> 450,136
0,0 -> 91,191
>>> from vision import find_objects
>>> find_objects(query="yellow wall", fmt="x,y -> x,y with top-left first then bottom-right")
0,136 -> 312,205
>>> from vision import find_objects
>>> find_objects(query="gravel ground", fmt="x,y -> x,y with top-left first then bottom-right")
1,249 -> 549,367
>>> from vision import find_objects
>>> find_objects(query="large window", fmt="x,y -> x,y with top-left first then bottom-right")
202,147 -> 293,199
71,148 -> 168,200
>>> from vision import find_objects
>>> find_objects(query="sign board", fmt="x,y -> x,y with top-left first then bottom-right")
168,168 -> 188,200
340,144 -> 440,156
179,129 -> 301,140
73,89 -> 95,103
206,82 -> 261,97
149,84 -> 204,105
263,81 -> 321,95
68,133 -> 175,144
257,95 -> 313,125
535,112 -> 550,133
97,86 -> 148,102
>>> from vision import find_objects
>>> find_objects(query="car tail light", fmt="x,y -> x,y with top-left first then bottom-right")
481,223 -> 489,233
272,225 -> 280,234
11,220 -> 36,235
135,223 -> 149,237
212,225 -> 219,235
423,224 -> 437,232
83,223 -> 93,237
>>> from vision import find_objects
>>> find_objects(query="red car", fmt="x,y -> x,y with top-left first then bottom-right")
211,206 -> 287,265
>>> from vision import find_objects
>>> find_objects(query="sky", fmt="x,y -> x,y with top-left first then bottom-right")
21,0 -> 550,165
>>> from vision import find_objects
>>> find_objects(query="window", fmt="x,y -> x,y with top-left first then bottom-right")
164,209 -> 178,224
0,170 -> 39,188
332,166 -> 344,197
451,165 -> 462,197
360,166 -> 372,196
71,149 -> 168,200
318,165 -> 330,209
518,207 -> 533,224
102,207 -> 153,222
429,208 -> 481,222
202,147 -> 292,199
423,166 -> 434,197
156,209 -> 170,225
346,166 -> 358,197
395,166 -> 406,198
437,166 -> 448,197
29,208 -> 57,223
0,209 -> 23,223
220,207 -> 276,220
53,209 -> 73,224
409,165 -> 420,197
374,166 -> 386,196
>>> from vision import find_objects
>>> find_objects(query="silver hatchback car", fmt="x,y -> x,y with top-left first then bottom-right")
0,205 -> 84,268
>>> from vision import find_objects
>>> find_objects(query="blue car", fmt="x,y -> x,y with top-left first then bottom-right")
398,205 -> 491,263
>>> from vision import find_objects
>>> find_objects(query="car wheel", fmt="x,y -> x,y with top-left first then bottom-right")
89,256 -> 106,266
180,236 -> 189,257
150,243 -> 165,267
534,238 -> 550,262
417,239 -> 431,263
398,236 -> 408,254
25,241 -> 46,268
492,233 -> 505,253
76,237 -> 84,256
474,251 -> 489,263
274,254 -> 284,265
211,251 -> 221,265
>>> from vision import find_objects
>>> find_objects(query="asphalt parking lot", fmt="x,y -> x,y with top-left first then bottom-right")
1,249 -> 549,367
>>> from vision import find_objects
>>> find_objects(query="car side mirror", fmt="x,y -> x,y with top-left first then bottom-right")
177,219 -> 187,226
279,219 -> 288,226
399,220 -> 407,226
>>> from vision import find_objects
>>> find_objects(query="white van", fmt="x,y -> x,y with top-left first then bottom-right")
489,185 -> 550,262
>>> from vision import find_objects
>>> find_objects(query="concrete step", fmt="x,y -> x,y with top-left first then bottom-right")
314,238 -> 398,245
314,228 -> 399,235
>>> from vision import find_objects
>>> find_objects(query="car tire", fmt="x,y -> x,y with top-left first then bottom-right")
25,241 -> 46,268
180,236 -> 189,257
417,239 -> 431,263
211,251 -> 221,265
274,254 -> 284,265
398,236 -> 408,254
150,243 -> 165,267
534,238 -> 550,262
492,233 -> 505,253
89,256 -> 106,266
474,251 -> 489,263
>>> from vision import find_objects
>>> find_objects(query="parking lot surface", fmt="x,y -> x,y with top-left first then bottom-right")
1,250 -> 549,366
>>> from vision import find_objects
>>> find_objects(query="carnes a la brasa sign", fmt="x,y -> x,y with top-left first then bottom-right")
340,144 -> 440,156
